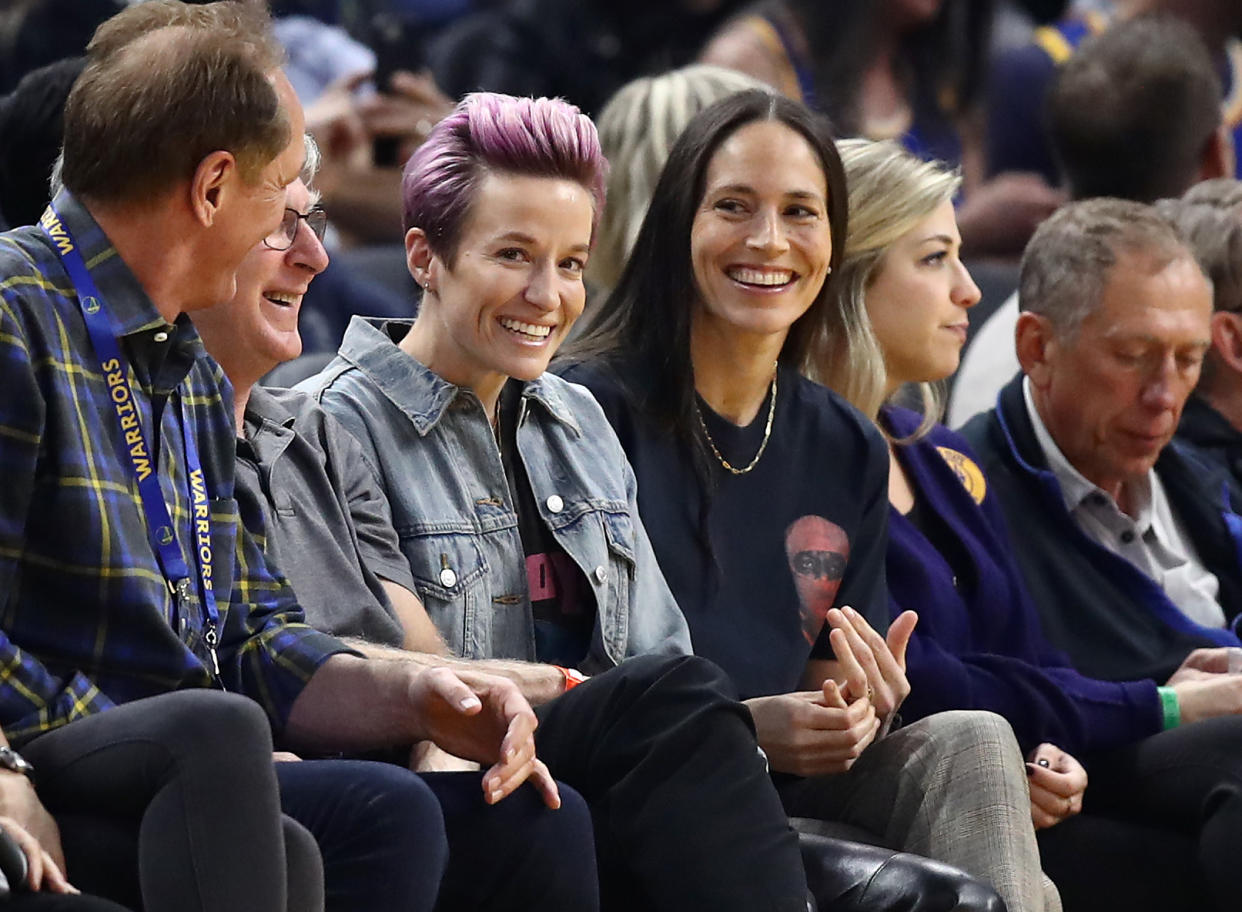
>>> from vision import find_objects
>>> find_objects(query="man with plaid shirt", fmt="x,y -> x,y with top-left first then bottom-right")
0,3 -> 582,910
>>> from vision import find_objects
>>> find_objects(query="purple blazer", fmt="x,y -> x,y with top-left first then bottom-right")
884,406 -> 1161,757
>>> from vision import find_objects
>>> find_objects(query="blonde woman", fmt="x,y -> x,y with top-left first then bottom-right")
822,137 -> 1242,912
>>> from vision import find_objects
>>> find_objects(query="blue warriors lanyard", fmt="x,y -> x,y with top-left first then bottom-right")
39,206 -> 222,683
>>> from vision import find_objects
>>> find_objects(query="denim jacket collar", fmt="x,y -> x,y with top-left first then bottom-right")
337,316 -> 581,437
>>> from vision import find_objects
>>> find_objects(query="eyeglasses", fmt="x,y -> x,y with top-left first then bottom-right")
263,206 -> 329,251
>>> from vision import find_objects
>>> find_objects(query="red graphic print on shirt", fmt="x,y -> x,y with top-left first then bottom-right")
784,515 -> 850,645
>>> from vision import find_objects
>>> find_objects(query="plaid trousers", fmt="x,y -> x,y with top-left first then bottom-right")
780,710 -> 1061,912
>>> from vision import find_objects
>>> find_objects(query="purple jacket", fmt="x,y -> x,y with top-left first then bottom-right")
884,407 -> 1161,758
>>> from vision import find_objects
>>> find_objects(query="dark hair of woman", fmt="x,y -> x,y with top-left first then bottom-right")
562,89 -> 846,470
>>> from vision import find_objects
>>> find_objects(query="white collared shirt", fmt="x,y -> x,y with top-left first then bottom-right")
1023,378 -> 1225,628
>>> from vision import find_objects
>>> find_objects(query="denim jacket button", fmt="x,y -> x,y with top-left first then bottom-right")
439,567 -> 458,588
593,565 -> 608,584
546,494 -> 564,513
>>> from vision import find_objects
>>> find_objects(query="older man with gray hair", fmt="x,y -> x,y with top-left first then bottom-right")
963,198 -> 1242,683
961,198 -> 1242,912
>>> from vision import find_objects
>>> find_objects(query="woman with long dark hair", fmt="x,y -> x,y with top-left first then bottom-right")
559,89 -> 1056,912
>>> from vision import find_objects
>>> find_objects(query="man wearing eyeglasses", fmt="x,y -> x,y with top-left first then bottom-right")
190,141 -> 602,910
0,2 -> 587,910
192,141 -> 439,655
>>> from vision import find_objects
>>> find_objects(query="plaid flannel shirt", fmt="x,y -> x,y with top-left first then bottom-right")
0,192 -> 353,746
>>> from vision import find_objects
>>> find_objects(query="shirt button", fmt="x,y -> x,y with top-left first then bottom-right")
593,566 -> 608,584
439,567 -> 458,588
1090,493 -> 1107,507
1120,530 -> 1136,545
153,331 -> 169,343
546,494 -> 564,514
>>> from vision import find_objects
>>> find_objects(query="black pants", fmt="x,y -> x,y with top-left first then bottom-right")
24,691 -> 599,912
3,896 -> 131,912
534,654 -> 809,912
275,762 -> 599,912
22,691 -> 313,912
1039,715 -> 1242,912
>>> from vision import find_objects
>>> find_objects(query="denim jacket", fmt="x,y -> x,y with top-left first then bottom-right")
298,317 -> 692,672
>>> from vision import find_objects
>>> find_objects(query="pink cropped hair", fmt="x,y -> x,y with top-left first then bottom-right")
402,92 -> 609,260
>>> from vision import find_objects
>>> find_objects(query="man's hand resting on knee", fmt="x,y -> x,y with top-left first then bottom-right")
285,654 -> 560,808
408,666 -> 560,807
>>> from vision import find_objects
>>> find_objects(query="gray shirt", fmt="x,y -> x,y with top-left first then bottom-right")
235,385 -> 412,646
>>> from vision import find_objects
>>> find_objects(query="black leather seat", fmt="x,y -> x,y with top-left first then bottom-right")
799,832 -> 1007,912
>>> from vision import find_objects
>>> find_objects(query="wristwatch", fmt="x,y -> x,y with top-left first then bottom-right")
0,747 -> 34,782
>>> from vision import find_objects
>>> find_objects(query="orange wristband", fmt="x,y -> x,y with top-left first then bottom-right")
552,665 -> 587,691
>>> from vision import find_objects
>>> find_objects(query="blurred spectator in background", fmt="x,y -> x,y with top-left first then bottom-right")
428,0 -> 746,117
266,0 -> 462,351
700,0 -> 1065,258
588,64 -> 767,297
0,58 -> 84,231
0,0 -> 118,94
1163,180 -> 1242,487
987,0 -> 1242,186
950,15 -> 1229,427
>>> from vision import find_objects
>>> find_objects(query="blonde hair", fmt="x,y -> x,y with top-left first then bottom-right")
589,65 -> 768,294
809,138 -> 960,440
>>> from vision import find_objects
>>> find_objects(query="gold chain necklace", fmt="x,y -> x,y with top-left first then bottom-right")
695,369 -> 777,476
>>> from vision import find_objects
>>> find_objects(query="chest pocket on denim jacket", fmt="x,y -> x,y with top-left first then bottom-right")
403,533 -> 489,658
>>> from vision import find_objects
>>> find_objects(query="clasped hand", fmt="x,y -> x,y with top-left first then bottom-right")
749,607 -> 919,777
407,666 -> 560,809
747,682 -> 879,777
1164,648 -> 1242,725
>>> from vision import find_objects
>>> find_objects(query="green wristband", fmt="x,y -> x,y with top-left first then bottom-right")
1157,686 -> 1181,730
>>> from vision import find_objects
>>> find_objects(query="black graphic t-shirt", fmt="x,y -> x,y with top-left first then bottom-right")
497,381 -> 592,666
559,359 -> 890,699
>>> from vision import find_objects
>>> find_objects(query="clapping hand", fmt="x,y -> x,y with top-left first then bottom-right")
827,607 -> 917,726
